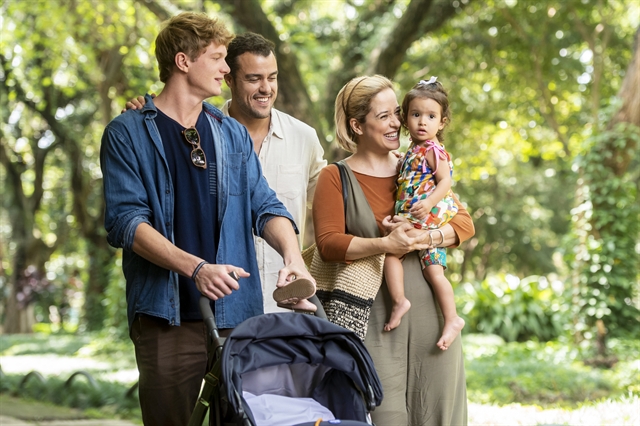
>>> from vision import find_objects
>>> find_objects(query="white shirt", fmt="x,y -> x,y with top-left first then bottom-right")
221,100 -> 327,313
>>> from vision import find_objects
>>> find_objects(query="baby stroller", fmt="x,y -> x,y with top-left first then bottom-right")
188,295 -> 383,426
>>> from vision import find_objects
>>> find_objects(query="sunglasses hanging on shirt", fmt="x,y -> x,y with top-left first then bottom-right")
182,127 -> 207,169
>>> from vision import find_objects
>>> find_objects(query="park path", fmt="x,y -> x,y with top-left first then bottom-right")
0,416 -> 136,425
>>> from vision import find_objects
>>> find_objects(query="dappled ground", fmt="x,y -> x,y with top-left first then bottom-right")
1,392 -> 637,425
468,400 -> 639,425
1,333 -> 638,425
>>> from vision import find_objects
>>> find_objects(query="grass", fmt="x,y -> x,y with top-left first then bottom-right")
0,333 -> 91,356
0,394 -> 87,420
463,333 -> 640,407
0,331 -> 141,422
0,329 -> 136,370
1,330 -> 638,425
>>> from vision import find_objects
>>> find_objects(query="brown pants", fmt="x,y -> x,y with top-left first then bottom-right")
130,314 -> 209,426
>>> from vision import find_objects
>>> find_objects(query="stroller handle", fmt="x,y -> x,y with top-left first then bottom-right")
199,296 -> 220,344
199,270 -> 238,341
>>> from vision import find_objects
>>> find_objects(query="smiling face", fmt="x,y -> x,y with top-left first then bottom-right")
351,88 -> 401,154
225,52 -> 278,120
186,42 -> 230,98
405,97 -> 445,144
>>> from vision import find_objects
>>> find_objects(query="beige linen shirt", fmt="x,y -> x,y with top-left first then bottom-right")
221,100 -> 326,313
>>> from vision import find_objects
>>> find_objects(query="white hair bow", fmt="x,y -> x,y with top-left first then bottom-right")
419,76 -> 438,86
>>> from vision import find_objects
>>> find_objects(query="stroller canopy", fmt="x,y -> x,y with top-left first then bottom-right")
220,313 -> 383,424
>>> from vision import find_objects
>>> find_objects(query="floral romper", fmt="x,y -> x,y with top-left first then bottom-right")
395,140 -> 458,269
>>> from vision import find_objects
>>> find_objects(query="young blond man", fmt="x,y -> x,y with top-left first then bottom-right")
100,13 -> 314,425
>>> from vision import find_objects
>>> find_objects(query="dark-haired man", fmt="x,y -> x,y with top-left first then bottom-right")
101,13 -> 314,425
223,32 -> 326,313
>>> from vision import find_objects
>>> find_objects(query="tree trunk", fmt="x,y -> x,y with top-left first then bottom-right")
4,245 -> 33,334
606,28 -> 640,167
82,236 -> 114,331
0,135 -> 50,333
581,27 -> 640,341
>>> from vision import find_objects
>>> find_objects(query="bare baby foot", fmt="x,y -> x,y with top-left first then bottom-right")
384,298 -> 411,331
437,316 -> 465,350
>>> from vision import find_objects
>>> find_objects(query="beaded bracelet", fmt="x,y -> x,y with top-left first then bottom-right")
191,260 -> 209,281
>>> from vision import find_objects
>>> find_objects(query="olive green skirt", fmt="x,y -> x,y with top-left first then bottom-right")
364,252 -> 468,426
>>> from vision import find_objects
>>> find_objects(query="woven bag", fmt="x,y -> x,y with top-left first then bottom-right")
303,245 -> 383,340
304,161 -> 385,340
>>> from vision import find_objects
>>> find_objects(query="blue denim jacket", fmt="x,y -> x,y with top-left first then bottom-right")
100,95 -> 296,329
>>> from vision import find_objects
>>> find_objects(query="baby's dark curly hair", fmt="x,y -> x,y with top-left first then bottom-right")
401,78 -> 451,141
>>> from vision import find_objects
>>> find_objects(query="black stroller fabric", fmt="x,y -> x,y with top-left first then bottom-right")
219,312 -> 383,425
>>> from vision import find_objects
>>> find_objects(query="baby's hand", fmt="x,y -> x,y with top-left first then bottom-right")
410,200 -> 434,221
393,151 -> 406,172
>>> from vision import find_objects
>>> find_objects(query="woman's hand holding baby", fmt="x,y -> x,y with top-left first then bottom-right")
382,219 -> 432,256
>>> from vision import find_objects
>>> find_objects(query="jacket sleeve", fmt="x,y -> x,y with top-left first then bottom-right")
100,122 -> 153,250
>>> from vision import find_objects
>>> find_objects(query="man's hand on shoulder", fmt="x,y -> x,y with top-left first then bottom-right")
120,94 -> 155,114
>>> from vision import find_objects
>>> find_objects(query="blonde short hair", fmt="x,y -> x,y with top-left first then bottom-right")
155,12 -> 234,83
334,75 -> 394,153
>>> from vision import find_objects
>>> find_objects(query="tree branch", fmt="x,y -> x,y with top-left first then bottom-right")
135,0 -> 173,21
372,0 -> 435,77
323,0 -> 395,127
213,0 -> 324,138
373,0 -> 474,77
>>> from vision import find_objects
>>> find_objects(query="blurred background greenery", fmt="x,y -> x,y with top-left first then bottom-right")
0,0 -> 638,413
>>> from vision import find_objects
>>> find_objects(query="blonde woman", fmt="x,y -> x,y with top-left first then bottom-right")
313,75 -> 474,425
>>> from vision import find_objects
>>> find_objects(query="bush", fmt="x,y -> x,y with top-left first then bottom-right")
458,274 -> 567,342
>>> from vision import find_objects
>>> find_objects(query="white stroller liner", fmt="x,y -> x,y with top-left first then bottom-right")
213,312 -> 382,426
242,364 -> 336,426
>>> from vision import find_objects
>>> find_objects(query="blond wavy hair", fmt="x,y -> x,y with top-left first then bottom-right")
155,12 -> 234,83
334,75 -> 394,153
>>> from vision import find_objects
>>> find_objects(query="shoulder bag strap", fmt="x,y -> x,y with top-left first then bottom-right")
335,160 -> 380,238
336,161 -> 349,218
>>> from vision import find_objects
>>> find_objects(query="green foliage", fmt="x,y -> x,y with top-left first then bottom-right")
464,334 -> 639,406
0,332 -> 138,415
2,372 -> 139,413
397,0 -> 637,284
568,118 -> 640,337
1,0 -> 637,340
102,252 -> 130,340
458,275 -> 567,342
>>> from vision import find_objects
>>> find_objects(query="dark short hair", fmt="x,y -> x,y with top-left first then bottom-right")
401,79 -> 451,141
226,32 -> 276,78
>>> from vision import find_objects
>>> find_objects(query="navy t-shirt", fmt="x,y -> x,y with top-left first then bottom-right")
155,108 -> 218,320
